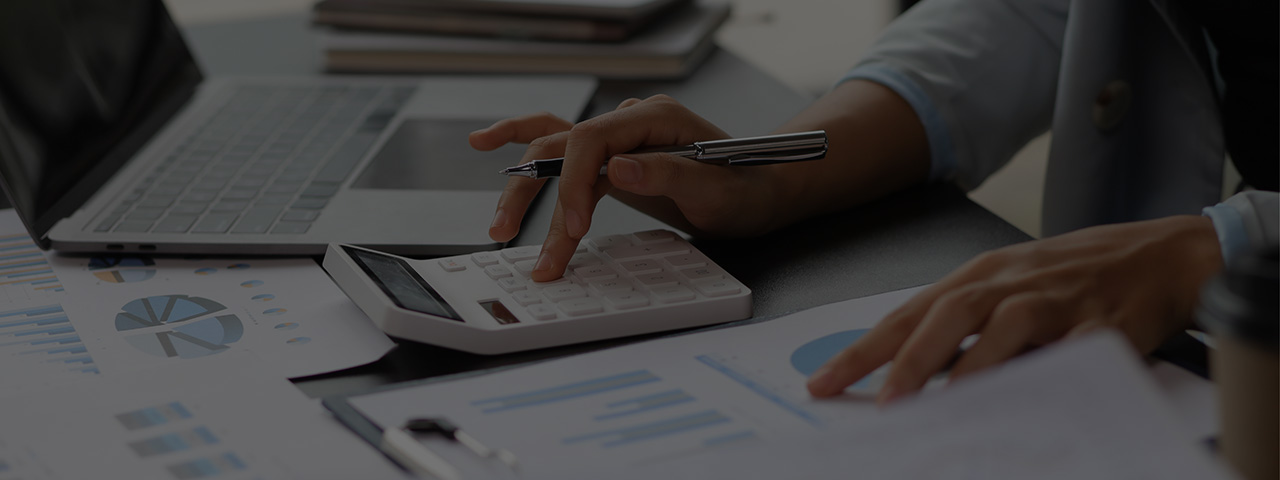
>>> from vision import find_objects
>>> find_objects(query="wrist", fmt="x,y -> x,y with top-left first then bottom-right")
1158,215 -> 1224,320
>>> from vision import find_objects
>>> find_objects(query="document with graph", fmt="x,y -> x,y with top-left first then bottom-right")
331,287 -> 928,477
0,353 -> 407,480
0,209 -> 394,396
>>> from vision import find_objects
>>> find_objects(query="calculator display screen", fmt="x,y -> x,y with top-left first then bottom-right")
344,247 -> 462,322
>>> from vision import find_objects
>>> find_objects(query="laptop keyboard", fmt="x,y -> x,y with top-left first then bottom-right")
94,84 -> 415,235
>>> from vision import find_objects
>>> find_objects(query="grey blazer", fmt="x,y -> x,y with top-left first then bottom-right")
840,0 -> 1277,263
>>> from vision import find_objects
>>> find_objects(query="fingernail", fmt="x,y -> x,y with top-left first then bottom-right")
533,251 -> 552,272
490,208 -> 508,230
565,209 -> 586,238
611,156 -> 642,184
806,367 -> 835,395
877,385 -> 901,406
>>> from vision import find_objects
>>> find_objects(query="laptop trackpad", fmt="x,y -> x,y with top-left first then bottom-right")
351,119 -> 528,191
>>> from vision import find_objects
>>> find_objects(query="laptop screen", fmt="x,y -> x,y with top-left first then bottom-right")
0,1 -> 202,247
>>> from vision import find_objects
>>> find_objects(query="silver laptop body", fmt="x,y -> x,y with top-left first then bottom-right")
0,1 -> 595,256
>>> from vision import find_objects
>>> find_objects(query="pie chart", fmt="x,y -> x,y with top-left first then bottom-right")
789,329 -> 873,388
116,295 -> 244,359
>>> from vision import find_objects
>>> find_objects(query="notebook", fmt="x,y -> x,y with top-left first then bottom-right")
320,2 -> 731,79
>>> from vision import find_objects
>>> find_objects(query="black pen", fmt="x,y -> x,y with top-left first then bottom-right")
498,130 -> 827,179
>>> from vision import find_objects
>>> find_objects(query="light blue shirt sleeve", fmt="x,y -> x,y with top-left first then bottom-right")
1202,191 -> 1280,265
838,65 -> 956,182
828,0 -> 1068,191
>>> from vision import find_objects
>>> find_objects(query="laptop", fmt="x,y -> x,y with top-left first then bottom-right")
0,1 -> 596,256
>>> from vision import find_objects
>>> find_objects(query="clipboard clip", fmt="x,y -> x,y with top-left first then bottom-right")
380,417 -> 518,479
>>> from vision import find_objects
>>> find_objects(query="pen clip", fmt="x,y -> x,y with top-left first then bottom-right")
724,147 -> 828,166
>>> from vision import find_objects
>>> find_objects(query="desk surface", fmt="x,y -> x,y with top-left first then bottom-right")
182,15 -> 1031,398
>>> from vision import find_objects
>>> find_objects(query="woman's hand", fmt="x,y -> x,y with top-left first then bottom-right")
469,95 -> 786,281
805,215 -> 1224,403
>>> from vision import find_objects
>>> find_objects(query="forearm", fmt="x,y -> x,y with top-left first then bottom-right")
759,79 -> 932,229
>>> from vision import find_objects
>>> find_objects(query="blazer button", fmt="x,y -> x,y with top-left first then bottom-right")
1093,80 -> 1132,131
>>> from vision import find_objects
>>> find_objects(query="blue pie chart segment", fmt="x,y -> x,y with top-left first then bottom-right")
789,329 -> 872,388
115,295 -> 245,359
115,295 -> 227,331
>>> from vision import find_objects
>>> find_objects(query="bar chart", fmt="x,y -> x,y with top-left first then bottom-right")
468,369 -> 758,460
112,402 -> 256,479
116,402 -> 194,430
128,427 -> 220,457
0,233 -> 64,301
0,303 -> 99,380
165,452 -> 246,479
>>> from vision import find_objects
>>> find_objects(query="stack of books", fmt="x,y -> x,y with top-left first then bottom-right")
313,0 -> 731,79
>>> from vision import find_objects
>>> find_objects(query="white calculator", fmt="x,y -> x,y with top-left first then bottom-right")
323,230 -> 752,354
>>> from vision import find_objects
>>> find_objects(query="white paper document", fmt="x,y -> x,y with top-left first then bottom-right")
346,287 -> 1223,479
0,353 -> 407,480
0,209 -> 395,395
50,253 -> 395,379
553,332 -> 1230,480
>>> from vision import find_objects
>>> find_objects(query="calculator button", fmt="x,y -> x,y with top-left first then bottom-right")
603,242 -> 690,261
543,284 -> 587,302
496,277 -> 527,292
604,292 -> 650,310
484,265 -> 513,279
438,258 -> 466,272
500,245 -> 541,262
589,279 -> 633,295
471,252 -> 500,266
619,259 -> 662,274
526,304 -> 558,321
588,235 -> 632,249
632,230 -> 678,244
575,244 -> 588,253
651,285 -> 697,304
557,298 -> 604,316
567,253 -> 602,269
665,253 -> 709,269
635,271 -> 680,287
680,266 -> 726,282
573,265 -> 617,281
513,259 -> 537,276
511,291 -> 542,306
695,280 -> 743,297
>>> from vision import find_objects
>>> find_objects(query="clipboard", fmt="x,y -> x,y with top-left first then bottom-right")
323,365 -> 534,479
320,312 -> 787,478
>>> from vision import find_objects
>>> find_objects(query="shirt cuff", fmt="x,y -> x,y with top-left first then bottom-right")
838,64 -> 956,182
1202,203 -> 1250,266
